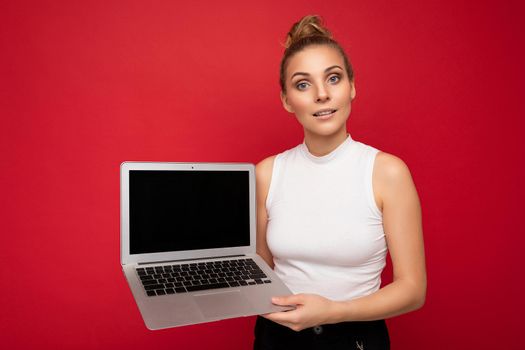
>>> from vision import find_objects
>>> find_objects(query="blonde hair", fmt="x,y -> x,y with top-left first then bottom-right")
279,15 -> 354,92
283,15 -> 333,49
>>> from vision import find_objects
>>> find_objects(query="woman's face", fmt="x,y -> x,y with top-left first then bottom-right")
281,45 -> 355,139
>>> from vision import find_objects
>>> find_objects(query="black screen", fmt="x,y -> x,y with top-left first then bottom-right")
129,170 -> 250,254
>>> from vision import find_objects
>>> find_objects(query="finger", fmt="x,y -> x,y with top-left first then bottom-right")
272,294 -> 305,306
264,309 -> 299,324
263,315 -> 294,330
260,312 -> 284,320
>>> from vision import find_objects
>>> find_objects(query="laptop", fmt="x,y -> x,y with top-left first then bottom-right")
120,161 -> 293,330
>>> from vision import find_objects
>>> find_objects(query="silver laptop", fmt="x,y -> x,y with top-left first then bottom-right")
120,161 -> 293,330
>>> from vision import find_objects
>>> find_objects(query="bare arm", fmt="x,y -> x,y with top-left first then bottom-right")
256,156 -> 276,269
331,152 -> 427,321
266,152 -> 426,330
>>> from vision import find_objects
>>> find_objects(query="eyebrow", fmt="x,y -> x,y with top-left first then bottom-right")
290,65 -> 343,80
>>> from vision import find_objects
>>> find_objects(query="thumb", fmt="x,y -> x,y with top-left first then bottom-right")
272,294 -> 305,306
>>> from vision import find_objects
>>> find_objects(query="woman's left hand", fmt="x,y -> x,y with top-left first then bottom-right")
263,293 -> 339,332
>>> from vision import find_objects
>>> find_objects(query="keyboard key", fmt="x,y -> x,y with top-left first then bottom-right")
144,284 -> 164,291
142,279 -> 158,286
146,290 -> 156,297
166,288 -> 175,294
186,283 -> 229,292
156,289 -> 166,295
175,287 -> 187,293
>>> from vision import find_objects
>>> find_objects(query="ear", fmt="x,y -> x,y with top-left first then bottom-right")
280,91 -> 294,113
350,81 -> 356,101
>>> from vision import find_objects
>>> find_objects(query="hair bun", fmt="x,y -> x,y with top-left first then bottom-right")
284,15 -> 332,49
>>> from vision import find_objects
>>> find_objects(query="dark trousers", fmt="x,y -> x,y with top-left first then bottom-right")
253,316 -> 390,350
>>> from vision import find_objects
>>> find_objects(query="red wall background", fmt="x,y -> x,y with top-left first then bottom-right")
2,0 -> 524,349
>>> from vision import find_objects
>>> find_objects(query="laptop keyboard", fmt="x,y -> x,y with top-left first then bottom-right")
136,258 -> 272,297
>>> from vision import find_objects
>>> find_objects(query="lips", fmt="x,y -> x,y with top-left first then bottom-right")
313,108 -> 337,117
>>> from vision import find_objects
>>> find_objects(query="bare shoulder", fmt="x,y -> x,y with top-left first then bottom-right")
373,152 -> 417,209
374,152 -> 412,183
255,155 -> 277,186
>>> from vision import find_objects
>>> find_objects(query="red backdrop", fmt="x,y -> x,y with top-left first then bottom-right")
2,0 -> 524,349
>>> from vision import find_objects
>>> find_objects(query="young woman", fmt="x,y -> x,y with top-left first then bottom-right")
253,15 -> 426,350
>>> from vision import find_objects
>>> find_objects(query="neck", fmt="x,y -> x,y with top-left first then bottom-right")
303,128 -> 349,157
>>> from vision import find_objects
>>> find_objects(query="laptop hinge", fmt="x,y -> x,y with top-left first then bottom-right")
136,254 -> 246,266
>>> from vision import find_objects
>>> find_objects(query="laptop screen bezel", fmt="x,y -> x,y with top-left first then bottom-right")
120,161 -> 256,265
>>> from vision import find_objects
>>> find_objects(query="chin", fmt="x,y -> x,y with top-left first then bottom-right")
305,125 -> 347,138
309,120 -> 348,134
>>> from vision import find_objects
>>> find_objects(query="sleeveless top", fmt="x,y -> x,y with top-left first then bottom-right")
265,135 -> 387,301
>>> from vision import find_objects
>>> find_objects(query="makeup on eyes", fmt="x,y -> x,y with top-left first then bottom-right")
292,72 -> 343,91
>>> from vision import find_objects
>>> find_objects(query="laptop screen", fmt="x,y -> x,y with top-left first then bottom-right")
129,170 -> 250,255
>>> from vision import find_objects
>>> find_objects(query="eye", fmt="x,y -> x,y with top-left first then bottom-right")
295,81 -> 310,91
328,75 -> 340,84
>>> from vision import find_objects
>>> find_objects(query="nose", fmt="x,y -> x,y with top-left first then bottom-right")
315,84 -> 330,103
